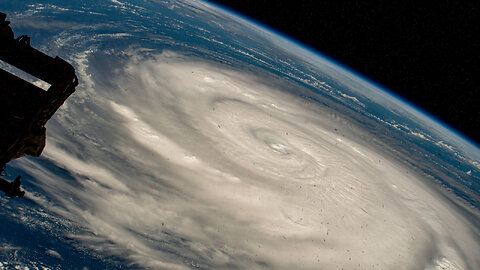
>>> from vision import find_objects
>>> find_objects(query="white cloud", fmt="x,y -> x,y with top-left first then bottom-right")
14,52 -> 480,269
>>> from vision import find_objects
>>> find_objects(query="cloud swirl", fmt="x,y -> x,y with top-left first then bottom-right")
12,51 -> 479,269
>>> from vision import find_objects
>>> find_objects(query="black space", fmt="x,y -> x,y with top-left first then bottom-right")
209,0 -> 480,146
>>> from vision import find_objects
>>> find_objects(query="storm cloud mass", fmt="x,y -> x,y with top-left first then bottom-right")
13,51 -> 478,269
1,1 -> 480,269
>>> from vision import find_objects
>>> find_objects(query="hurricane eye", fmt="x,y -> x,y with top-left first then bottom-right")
265,140 -> 290,155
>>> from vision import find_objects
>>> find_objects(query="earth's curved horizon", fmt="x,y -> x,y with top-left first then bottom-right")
1,1 -> 479,269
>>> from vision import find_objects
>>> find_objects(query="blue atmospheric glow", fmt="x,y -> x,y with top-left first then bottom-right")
205,0 -> 480,152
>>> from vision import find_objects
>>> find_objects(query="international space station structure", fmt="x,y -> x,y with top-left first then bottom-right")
0,12 -> 78,198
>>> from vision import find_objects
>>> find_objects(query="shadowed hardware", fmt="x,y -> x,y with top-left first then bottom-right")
0,12 -> 78,198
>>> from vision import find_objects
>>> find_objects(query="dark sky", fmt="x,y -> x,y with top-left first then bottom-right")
209,0 -> 480,147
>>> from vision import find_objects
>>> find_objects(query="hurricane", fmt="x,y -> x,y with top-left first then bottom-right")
1,1 -> 479,269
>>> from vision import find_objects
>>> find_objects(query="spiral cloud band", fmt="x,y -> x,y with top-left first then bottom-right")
15,51 -> 480,269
